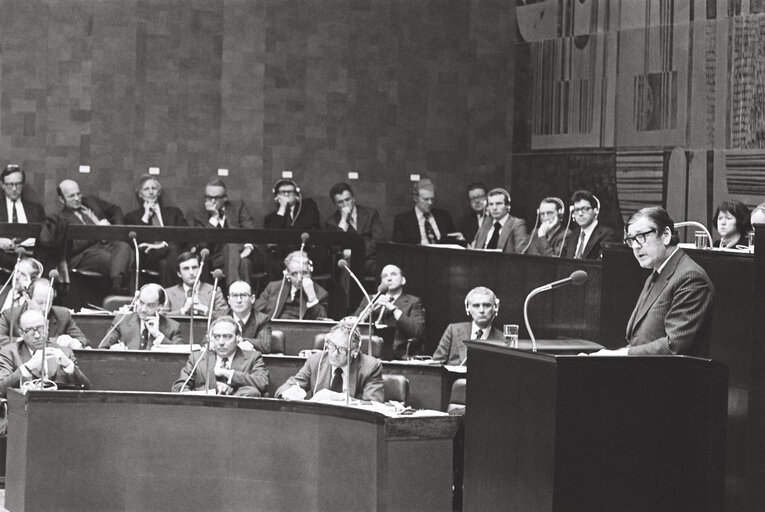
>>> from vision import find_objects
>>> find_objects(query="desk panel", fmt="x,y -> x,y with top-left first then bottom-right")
377,243 -> 601,353
6,391 -> 460,512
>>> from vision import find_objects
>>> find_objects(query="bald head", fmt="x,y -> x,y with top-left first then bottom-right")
58,179 -> 83,210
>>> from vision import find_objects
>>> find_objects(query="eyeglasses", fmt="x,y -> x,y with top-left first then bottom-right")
211,333 -> 236,341
624,229 -> 657,248
326,342 -> 350,355
469,194 -> 486,202
277,189 -> 297,196
229,293 -> 251,300
20,326 -> 45,336
572,206 -> 593,215
205,194 -> 226,201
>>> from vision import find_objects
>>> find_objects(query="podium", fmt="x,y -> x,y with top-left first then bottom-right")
462,343 -> 728,512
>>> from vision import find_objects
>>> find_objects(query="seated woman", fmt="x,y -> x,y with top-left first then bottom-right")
124,175 -> 188,287
713,199 -> 750,249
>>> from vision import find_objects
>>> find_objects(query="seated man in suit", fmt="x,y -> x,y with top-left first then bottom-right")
0,165 -> 47,269
0,309 -> 91,396
253,251 -> 329,320
0,256 -> 43,312
188,178 -> 255,288
0,278 -> 89,348
165,251 -> 227,317
525,197 -> 572,257
324,182 -> 384,275
275,318 -> 384,402
99,283 -> 184,350
264,178 -> 321,231
458,182 -> 488,246
124,175 -> 188,287
473,188 -> 529,253
354,264 -> 425,359
171,316 -> 269,396
561,190 -> 619,260
393,179 -> 459,245
432,286 -> 502,365
227,280 -> 272,354
52,179 -> 133,294
588,207 -> 714,356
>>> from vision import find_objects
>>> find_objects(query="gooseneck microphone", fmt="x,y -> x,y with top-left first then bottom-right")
7,247 -> 26,345
298,233 -> 309,318
338,259 -> 374,356
523,270 -> 588,352
189,248 -> 210,349
204,268 -> 224,395
347,283 -> 389,405
129,231 -> 140,294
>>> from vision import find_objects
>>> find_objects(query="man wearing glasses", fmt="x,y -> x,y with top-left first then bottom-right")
0,165 -> 47,269
588,207 -> 714,356
0,309 -> 91,396
99,283 -> 184,350
275,318 -> 384,402
264,178 -> 320,230
189,178 -> 256,288
458,182 -> 489,246
171,316 -> 269,396
526,197 -> 572,257
226,280 -> 272,354
561,189 -> 618,260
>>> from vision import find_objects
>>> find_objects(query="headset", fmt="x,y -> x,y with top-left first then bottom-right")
487,187 -> 512,211
464,287 -> 500,317
314,320 -> 361,396
273,179 -> 303,226
271,251 -> 314,321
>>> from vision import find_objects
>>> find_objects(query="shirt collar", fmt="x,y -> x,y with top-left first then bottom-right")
656,246 -> 680,274
581,219 -> 598,237
471,322 -> 490,339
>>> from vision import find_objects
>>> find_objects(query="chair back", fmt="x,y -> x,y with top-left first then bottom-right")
447,378 -> 467,413
383,374 -> 409,404
269,329 -> 286,354
102,295 -> 134,311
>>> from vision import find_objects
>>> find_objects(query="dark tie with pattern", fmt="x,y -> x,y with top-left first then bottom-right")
348,216 -> 356,232
473,329 -> 483,340
574,230 -> 586,259
486,222 -> 501,249
423,213 -> 437,244
330,367 -> 343,393
139,326 -> 149,350
11,201 -> 18,223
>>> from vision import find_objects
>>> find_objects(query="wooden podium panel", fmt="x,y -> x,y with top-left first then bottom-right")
5,391 -> 460,512
462,343 -> 728,512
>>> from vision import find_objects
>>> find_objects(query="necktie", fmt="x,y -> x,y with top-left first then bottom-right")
221,357 -> 229,370
486,222 -> 501,250
217,210 -> 225,228
330,367 -> 343,393
11,201 -> 18,223
150,209 -> 162,227
473,329 -> 483,340
347,216 -> 356,232
574,230 -> 586,259
237,319 -> 245,335
423,213 -> 437,244
139,326 -> 149,350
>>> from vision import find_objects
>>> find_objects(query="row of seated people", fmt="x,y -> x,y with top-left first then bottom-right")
0,311 -> 384,403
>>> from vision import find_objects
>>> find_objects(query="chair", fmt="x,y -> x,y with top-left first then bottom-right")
102,295 -> 135,311
383,374 -> 409,404
269,330 -> 286,354
312,333 -> 382,358
447,378 -> 466,414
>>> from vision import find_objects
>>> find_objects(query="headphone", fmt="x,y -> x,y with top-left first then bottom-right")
464,288 -> 500,316
487,188 -> 512,214
537,196 -> 565,216
272,179 -> 301,196
282,251 -> 314,276
592,194 -> 601,211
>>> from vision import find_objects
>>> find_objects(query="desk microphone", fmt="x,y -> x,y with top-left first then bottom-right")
523,270 -> 588,352
97,290 -> 140,348
204,268 -> 224,395
189,248 -> 210,349
338,259 -> 373,356
298,233 -> 309,318
345,283 -> 388,405
7,247 -> 26,344
129,231 -> 140,294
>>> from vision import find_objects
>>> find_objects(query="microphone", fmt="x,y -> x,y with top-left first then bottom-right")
7,248 -> 26,343
188,247 -> 210,347
204,268 -> 224,395
129,231 -> 140,294
523,270 -> 588,352
345,283 -> 388,404
97,289 -> 140,348
674,221 -> 713,248
298,234 -> 309,318
338,259 -> 373,356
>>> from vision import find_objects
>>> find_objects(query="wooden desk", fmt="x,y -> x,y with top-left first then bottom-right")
462,343 -> 728,512
72,350 -> 453,411
376,242 -> 602,353
601,244 -> 756,511
5,390 -> 460,512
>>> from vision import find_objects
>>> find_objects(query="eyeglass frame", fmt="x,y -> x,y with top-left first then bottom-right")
624,228 -> 658,248
572,206 -> 593,215
20,325 -> 46,336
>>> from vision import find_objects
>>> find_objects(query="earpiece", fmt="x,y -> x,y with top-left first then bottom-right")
272,179 -> 301,196
592,194 -> 601,211
543,197 -> 565,216
464,296 -> 500,314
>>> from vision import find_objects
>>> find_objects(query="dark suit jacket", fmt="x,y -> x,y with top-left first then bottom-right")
473,215 -> 529,254
432,322 -> 503,365
124,205 -> 188,227
325,204 -> 385,266
98,312 -> 184,349
51,195 -> 125,255
0,304 -> 90,347
171,346 -> 269,395
626,249 -> 715,355
392,208 -> 456,245
230,306 -> 272,354
275,351 -> 384,402
0,198 -> 46,223
458,211 -> 485,246
525,224 -> 573,257
253,280 -> 329,320
0,340 -> 91,396
264,198 -> 321,230
188,199 -> 256,230
354,293 -> 425,358
561,223 -> 619,260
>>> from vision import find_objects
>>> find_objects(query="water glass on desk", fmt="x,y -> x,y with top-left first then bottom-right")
504,324 -> 519,348
694,231 -> 709,249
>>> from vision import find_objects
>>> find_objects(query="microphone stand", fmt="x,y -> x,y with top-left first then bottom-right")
129,231 -> 140,294
188,249 -> 208,351
523,271 -> 588,352
338,260 -> 373,356
204,270 -> 222,395
8,249 -> 24,347
298,233 -> 309,319
96,291 -> 140,348
348,284 -> 388,405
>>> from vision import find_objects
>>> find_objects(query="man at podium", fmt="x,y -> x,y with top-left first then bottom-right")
590,207 -> 714,356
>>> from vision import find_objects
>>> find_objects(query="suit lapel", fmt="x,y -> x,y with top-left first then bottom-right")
356,207 -> 369,232
456,324 -> 470,363
627,252 -> 684,336
498,219 -> 513,251
275,284 -> 290,318
315,354 -> 332,395
348,356 -> 359,398
584,225 -> 602,258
